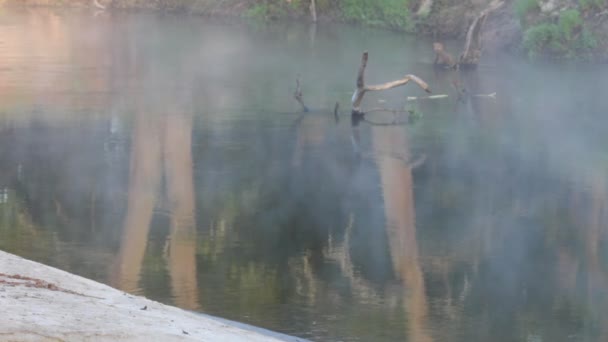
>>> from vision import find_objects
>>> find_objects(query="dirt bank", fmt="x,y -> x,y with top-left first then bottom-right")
0,250 -> 304,342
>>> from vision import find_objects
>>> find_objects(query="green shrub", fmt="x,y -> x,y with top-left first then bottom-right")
245,1 -> 299,20
340,0 -> 412,31
515,0 -> 538,22
577,27 -> 598,50
580,0 -> 605,12
558,9 -> 582,41
522,9 -> 597,60
523,23 -> 561,58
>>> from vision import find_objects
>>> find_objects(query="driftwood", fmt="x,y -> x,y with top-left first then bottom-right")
294,76 -> 309,112
459,0 -> 504,67
351,52 -> 431,115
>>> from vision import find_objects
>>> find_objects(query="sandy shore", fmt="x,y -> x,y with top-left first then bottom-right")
0,250 -> 304,342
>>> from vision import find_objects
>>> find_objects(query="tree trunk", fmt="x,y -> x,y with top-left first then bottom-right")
309,0 -> 317,23
459,0 -> 504,67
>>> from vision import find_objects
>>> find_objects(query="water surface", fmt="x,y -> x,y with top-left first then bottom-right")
1,7 -> 608,342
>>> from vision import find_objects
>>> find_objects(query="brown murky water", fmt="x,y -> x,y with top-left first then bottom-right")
1,7 -> 608,342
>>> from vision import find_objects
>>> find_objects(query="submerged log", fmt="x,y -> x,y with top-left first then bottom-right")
351,52 -> 431,115
459,0 -> 504,67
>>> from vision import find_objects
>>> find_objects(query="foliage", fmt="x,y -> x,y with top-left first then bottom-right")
515,0 -> 538,22
558,9 -> 582,41
523,23 -> 561,58
245,2 -> 287,20
580,0 -> 605,12
522,9 -> 596,60
340,0 -> 413,31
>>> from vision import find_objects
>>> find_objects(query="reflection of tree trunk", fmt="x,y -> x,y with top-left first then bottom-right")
163,113 -> 199,310
111,114 -> 162,292
292,116 -> 326,167
372,126 -> 432,342
584,176 -> 608,322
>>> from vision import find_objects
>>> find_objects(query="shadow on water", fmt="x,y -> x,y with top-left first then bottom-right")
1,6 -> 608,342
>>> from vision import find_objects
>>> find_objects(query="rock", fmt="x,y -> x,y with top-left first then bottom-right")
0,250 -> 302,342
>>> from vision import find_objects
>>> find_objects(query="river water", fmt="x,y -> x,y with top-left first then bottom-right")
1,7 -> 608,342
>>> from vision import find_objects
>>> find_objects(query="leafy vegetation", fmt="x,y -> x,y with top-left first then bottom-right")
244,0 -> 301,20
522,9 -> 597,60
7,0 -> 608,62
339,0 -> 412,31
558,9 -> 582,41
580,0 -> 605,12
515,0 -> 538,22
243,0 -> 413,31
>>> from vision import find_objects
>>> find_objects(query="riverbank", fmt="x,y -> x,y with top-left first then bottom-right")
0,250 -> 304,342
3,0 -> 608,61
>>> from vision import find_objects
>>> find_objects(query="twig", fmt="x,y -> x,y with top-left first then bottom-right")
294,75 -> 309,112
406,93 -> 496,101
473,92 -> 497,98
406,94 -> 449,101
408,154 -> 427,169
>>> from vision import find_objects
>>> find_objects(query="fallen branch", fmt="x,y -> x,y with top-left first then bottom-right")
351,52 -> 431,114
294,75 -> 309,112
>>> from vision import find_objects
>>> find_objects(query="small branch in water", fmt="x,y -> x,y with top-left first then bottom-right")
408,154 -> 427,170
473,92 -> 497,99
294,75 -> 309,112
351,52 -> 431,114
406,93 -> 496,101
406,94 -> 449,101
